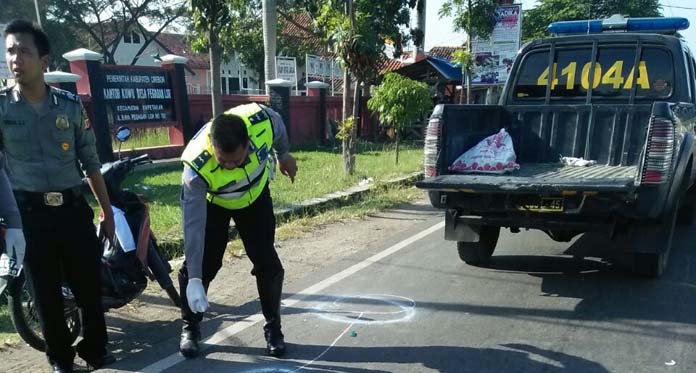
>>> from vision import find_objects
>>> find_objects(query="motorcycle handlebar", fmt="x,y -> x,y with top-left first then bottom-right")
129,154 -> 152,167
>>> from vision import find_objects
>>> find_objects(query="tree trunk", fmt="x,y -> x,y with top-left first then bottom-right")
395,130 -> 400,165
262,0 -> 277,95
344,79 -> 361,175
414,0 -> 426,56
342,71 -> 351,122
342,0 -> 355,175
209,29 -> 223,117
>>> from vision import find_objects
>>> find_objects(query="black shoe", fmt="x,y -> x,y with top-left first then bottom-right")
264,328 -> 286,357
51,363 -> 74,373
180,329 -> 201,358
85,354 -> 115,370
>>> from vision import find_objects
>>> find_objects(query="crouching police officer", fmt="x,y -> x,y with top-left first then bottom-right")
179,102 -> 297,358
1,20 -> 115,372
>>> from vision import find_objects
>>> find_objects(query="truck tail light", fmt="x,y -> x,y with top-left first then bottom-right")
640,115 -> 675,184
424,117 -> 441,177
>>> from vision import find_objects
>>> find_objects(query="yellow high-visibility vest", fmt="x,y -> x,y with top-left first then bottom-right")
182,103 -> 274,210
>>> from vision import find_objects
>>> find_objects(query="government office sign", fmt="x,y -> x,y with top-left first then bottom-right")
101,67 -> 175,126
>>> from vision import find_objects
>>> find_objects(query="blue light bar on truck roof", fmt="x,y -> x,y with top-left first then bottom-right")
548,14 -> 689,35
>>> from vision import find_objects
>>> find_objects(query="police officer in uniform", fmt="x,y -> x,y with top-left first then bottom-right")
0,20 -> 115,372
179,102 -> 297,358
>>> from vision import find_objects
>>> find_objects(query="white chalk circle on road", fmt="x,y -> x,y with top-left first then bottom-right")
304,294 -> 417,325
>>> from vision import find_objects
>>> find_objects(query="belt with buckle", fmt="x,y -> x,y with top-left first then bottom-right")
14,187 -> 83,207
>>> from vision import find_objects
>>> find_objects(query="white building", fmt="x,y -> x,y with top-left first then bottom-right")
110,31 -> 262,95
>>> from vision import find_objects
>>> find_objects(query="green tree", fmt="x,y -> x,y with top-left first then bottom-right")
522,0 -> 662,42
217,1 -> 326,87
316,0 -> 413,174
451,49 -> 472,104
368,73 -> 432,164
0,0 -> 79,71
439,0 -> 501,104
191,0 -> 231,117
43,0 -> 186,65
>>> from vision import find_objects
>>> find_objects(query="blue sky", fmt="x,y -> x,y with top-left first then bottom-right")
426,0 -> 696,52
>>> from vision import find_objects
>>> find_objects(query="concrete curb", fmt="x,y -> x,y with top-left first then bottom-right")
157,170 -> 424,258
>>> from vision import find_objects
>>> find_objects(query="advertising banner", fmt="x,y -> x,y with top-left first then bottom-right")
471,4 -> 522,85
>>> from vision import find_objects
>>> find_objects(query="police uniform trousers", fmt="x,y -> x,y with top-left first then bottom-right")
15,191 -> 108,367
178,184 -> 285,332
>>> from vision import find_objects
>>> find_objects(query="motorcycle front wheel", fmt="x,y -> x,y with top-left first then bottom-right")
6,273 -> 82,351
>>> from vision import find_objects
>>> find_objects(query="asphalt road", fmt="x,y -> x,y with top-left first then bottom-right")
96,201 -> 696,373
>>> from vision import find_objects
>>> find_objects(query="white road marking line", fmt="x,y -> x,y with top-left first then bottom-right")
292,312 -> 363,372
139,221 -> 444,372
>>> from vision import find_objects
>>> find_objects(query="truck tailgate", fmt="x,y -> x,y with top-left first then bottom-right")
417,163 -> 638,193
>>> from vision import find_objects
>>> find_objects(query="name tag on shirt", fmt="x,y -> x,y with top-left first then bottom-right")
3,119 -> 25,126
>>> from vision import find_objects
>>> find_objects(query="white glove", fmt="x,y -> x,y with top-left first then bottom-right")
1,228 -> 26,277
186,278 -> 209,313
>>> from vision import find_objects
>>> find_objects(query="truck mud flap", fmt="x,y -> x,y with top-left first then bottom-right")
445,209 -> 480,242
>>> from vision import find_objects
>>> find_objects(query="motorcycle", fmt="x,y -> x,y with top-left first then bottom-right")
0,126 -> 181,351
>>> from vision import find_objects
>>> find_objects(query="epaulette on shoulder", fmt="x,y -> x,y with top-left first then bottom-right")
191,150 -> 213,170
51,87 -> 81,103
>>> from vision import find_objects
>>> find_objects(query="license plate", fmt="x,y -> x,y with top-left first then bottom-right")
518,197 -> 564,212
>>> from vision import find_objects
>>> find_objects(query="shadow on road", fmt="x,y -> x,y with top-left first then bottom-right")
452,225 -> 696,340
189,342 -> 608,373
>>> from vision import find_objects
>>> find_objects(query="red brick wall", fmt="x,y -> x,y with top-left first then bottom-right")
289,96 -> 321,146
81,93 -> 380,159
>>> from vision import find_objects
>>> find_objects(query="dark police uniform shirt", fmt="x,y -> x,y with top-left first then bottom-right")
0,85 -> 101,192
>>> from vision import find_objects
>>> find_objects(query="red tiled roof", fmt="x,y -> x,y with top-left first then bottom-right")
379,59 -> 403,74
280,11 -> 333,58
153,32 -> 209,70
427,46 -> 462,60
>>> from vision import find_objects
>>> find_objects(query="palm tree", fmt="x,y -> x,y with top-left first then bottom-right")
262,0 -> 277,93
413,0 -> 426,57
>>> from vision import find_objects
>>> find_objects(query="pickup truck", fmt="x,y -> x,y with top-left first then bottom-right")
416,16 -> 696,277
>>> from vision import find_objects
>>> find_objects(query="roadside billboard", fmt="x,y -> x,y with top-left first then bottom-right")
306,54 -> 343,95
276,56 -> 298,94
471,4 -> 522,85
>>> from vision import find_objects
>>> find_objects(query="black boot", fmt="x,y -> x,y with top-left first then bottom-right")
257,269 -> 286,357
179,319 -> 201,359
264,325 -> 286,357
178,265 -> 205,359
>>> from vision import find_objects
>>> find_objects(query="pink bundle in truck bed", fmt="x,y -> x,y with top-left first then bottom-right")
449,128 -> 520,174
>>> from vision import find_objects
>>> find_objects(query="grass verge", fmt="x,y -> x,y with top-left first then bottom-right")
114,141 -> 424,252
112,127 -> 172,150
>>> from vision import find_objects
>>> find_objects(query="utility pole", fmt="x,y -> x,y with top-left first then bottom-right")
34,0 -> 42,27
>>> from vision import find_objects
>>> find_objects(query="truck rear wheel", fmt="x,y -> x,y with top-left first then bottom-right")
633,252 -> 669,278
631,201 -> 678,278
677,194 -> 695,225
457,226 -> 500,265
